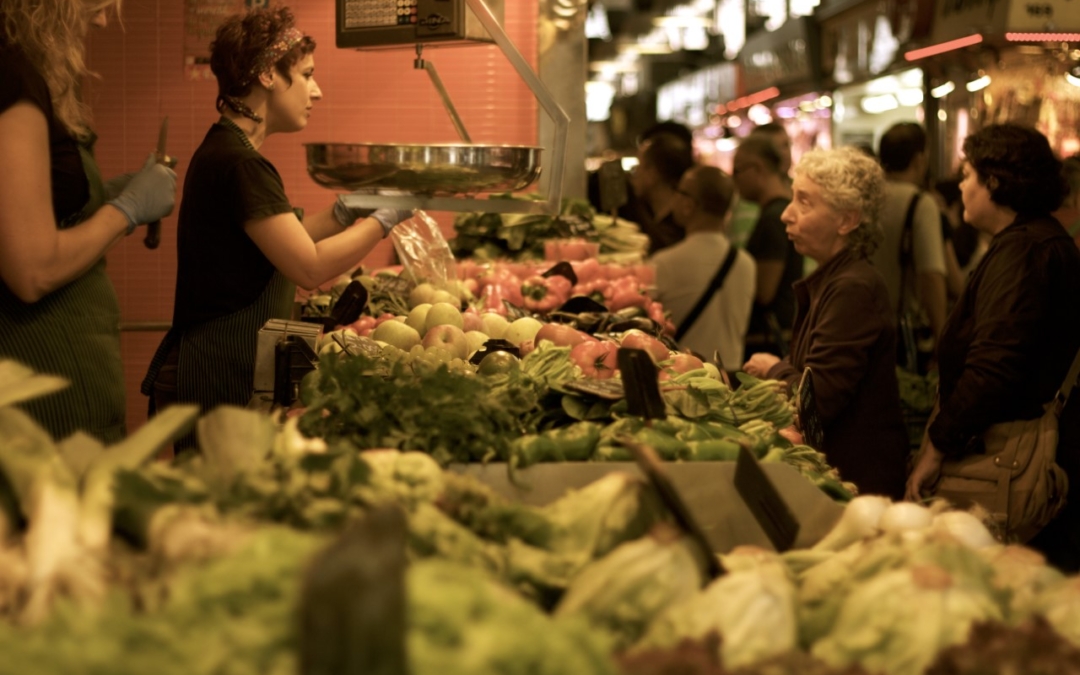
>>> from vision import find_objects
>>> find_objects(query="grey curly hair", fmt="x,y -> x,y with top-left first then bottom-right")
793,146 -> 886,259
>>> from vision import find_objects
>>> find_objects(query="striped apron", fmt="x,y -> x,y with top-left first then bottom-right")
0,140 -> 126,443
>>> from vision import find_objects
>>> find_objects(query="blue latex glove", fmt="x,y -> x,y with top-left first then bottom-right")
334,191 -> 412,236
103,172 -> 135,201
107,153 -> 177,233
371,207 -> 414,237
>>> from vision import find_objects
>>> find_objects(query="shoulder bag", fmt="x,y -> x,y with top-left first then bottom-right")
933,344 -> 1080,542
897,192 -> 933,374
675,245 -> 739,342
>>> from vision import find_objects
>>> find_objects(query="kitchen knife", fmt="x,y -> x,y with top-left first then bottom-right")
143,116 -> 168,250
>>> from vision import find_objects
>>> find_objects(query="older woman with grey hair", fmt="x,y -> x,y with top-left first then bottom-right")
744,146 -> 909,498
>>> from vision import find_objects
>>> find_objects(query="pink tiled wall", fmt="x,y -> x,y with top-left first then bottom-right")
85,0 -> 539,432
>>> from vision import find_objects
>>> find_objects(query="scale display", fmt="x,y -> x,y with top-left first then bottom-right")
336,0 -> 503,48
342,0 -> 417,29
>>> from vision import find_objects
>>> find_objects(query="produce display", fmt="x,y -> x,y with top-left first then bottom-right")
449,195 -> 650,262
3,359 -> 1080,674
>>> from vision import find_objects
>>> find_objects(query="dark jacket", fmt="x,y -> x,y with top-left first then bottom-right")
928,214 -> 1080,569
768,247 -> 909,499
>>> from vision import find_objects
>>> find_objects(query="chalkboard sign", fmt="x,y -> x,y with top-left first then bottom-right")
797,367 -> 825,450
617,348 -> 667,420
734,445 -> 800,552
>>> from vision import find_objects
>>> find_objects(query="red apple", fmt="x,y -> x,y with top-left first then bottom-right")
619,329 -> 670,363
461,308 -> 484,333
422,324 -> 470,360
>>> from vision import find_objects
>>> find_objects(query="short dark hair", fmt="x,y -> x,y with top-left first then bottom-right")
641,132 -> 694,188
687,166 -> 735,218
962,124 -> 1066,215
751,122 -> 786,138
878,122 -> 927,173
736,135 -> 783,175
640,120 -> 693,147
211,7 -> 316,111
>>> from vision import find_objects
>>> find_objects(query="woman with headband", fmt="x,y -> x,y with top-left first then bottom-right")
142,6 -> 410,449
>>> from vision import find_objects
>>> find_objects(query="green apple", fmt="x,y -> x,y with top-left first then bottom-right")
424,302 -> 465,334
405,303 -> 432,333
422,324 -> 470,360
503,316 -> 544,346
408,282 -> 438,308
431,289 -> 459,306
372,320 -> 422,351
480,312 -> 510,340
465,330 -> 489,355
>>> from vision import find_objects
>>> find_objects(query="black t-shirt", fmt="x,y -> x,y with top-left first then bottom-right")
0,41 -> 88,227
746,196 -> 800,333
172,123 -> 294,329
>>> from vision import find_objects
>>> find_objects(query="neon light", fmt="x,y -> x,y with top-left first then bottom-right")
904,34 -> 982,61
1006,33 -> 1080,41
723,86 -> 780,112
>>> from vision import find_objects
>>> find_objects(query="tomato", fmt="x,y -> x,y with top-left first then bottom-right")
534,322 -> 592,348
477,350 -> 522,376
570,340 -> 619,379
619,329 -> 671,363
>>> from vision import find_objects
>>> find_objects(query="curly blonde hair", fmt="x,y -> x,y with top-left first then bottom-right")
2,0 -> 121,140
794,146 -> 886,259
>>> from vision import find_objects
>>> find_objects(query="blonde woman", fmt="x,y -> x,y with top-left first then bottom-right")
0,0 -> 177,442
744,147 -> 909,498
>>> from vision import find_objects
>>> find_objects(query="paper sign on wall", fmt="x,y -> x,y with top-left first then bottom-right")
184,0 -> 276,80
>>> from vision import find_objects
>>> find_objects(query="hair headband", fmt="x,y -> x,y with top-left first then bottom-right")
248,27 -> 304,85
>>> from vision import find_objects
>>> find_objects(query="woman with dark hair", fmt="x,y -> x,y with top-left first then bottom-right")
907,124 -> 1080,570
0,0 -> 177,442
142,6 -> 411,445
744,147 -> 909,498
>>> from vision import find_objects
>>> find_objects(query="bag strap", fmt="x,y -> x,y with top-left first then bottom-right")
1051,342 -> 1080,415
676,244 -> 739,342
897,192 -> 921,316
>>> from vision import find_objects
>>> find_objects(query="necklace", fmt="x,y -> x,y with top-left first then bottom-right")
217,116 -> 257,152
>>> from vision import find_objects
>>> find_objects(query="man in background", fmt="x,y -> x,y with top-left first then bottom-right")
732,135 -> 801,359
628,131 -> 695,254
874,122 -> 948,372
727,122 -> 792,249
650,166 -> 756,370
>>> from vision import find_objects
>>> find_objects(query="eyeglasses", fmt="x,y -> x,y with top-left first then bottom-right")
732,163 -> 757,176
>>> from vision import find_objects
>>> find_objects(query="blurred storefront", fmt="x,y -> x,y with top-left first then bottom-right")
818,0 -> 936,156
655,62 -> 741,169
734,15 -> 831,167
904,0 -> 1080,175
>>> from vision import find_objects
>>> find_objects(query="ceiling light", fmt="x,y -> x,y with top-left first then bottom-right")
904,34 -> 982,61
966,74 -> 991,92
861,94 -> 899,114
897,88 -> 924,106
931,81 -> 956,98
652,15 -> 713,29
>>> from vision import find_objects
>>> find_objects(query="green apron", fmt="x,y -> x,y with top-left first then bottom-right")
142,116 -> 297,451
0,139 -> 126,443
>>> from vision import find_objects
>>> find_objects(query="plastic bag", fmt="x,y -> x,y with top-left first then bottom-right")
390,209 -> 458,287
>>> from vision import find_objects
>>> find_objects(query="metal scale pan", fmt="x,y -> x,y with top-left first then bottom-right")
304,142 -> 542,196
313,0 -> 568,215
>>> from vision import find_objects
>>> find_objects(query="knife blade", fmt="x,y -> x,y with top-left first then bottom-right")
143,116 -> 168,250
